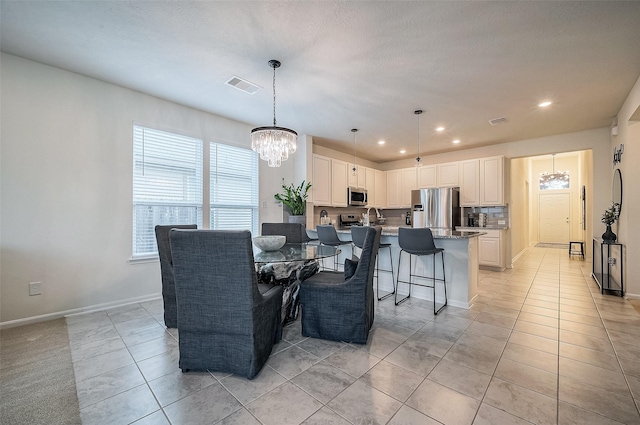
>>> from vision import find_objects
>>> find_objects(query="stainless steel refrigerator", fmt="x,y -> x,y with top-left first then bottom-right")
411,188 -> 461,229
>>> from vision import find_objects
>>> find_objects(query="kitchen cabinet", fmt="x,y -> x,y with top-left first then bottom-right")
479,156 -> 505,206
478,229 -> 506,270
331,159 -> 349,207
375,169 -> 387,208
348,165 -> 367,188
386,170 -> 400,208
417,165 -> 437,188
400,168 -> 417,207
460,159 -> 480,206
366,167 -> 376,206
437,162 -> 460,187
312,154 -> 331,206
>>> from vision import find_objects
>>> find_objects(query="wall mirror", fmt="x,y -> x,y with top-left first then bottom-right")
612,168 -> 623,214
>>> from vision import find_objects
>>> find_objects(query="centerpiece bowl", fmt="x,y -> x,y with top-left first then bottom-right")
253,235 -> 286,251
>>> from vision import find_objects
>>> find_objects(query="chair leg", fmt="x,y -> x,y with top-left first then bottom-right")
433,251 -> 447,315
377,246 -> 395,301
395,250 -> 410,305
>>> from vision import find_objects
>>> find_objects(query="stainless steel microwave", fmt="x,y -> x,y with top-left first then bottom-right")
348,187 -> 368,206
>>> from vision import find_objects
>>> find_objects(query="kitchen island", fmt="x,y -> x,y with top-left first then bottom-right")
307,226 -> 484,309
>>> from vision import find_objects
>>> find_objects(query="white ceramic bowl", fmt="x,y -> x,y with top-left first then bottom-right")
253,235 -> 286,251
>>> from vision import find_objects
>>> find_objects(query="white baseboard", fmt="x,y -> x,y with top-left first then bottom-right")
625,293 -> 640,300
0,294 -> 162,330
511,247 -> 529,265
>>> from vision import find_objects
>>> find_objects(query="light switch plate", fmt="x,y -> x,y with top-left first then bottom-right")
498,220 -> 506,225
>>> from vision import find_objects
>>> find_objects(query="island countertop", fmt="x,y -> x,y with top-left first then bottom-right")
326,226 -> 486,239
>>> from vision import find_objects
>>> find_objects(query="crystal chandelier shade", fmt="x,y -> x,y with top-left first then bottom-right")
250,60 -> 297,167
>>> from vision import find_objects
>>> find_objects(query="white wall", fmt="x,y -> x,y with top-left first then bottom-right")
612,73 -> 640,298
0,54 -> 293,323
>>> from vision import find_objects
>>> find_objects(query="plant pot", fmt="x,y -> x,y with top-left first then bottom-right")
288,215 -> 306,226
602,224 -> 617,242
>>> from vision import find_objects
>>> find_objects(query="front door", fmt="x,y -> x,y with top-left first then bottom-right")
539,193 -> 570,243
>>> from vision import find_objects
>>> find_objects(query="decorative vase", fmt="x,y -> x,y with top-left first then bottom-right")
288,215 -> 306,226
602,224 -> 617,242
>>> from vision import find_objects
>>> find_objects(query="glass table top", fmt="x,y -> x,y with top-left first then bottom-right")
253,243 -> 340,263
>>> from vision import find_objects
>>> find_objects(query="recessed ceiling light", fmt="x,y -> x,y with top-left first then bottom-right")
452,139 -> 461,144
436,126 -> 445,132
538,101 -> 552,108
378,140 -> 385,145
400,149 -> 406,154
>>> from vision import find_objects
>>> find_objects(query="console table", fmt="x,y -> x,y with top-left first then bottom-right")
592,238 -> 624,296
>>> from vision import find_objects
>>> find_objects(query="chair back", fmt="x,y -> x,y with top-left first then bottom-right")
169,229 -> 262,334
351,226 -> 381,285
154,224 -> 197,327
398,227 -> 437,254
262,222 -> 309,243
316,225 -> 342,245
350,225 -> 368,249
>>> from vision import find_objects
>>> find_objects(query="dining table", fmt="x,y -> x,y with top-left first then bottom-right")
253,243 -> 340,324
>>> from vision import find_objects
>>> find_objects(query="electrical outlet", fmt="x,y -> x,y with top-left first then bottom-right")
29,281 -> 42,296
608,257 -> 617,266
498,219 -> 506,225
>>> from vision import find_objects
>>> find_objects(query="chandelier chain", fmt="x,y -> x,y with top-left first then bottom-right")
272,65 -> 277,126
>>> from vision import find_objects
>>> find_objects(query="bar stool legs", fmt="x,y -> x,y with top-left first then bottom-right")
376,245 -> 395,301
395,249 -> 447,315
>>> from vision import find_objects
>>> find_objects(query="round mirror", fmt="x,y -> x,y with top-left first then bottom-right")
612,168 -> 622,214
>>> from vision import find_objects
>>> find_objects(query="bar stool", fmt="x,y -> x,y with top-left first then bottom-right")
316,225 -> 352,271
351,226 -> 395,301
569,241 -> 585,259
396,227 -> 447,315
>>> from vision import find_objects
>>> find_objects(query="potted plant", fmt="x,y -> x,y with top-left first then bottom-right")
601,202 -> 620,242
274,180 -> 312,225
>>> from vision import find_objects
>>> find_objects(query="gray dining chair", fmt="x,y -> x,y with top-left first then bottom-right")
169,229 -> 283,379
396,227 -> 447,314
299,226 -> 381,344
316,224 -> 352,271
154,224 -> 197,328
351,226 -> 395,301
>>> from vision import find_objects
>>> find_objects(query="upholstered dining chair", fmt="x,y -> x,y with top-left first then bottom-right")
299,226 -> 381,344
261,222 -> 311,243
169,229 -> 283,379
154,224 -> 197,328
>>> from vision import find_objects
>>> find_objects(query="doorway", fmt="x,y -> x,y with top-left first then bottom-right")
539,193 -> 570,243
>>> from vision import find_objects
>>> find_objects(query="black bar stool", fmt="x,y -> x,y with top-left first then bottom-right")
316,225 -> 352,271
396,227 -> 447,314
351,226 -> 395,301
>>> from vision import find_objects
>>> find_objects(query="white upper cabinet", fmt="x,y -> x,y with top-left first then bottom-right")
437,162 -> 460,187
386,170 -> 400,208
348,165 -> 366,188
417,165 -> 437,188
374,169 -> 387,208
312,154 -> 331,206
400,168 -> 417,207
479,156 -> 505,206
365,167 -> 376,206
460,159 -> 480,206
331,159 -> 349,207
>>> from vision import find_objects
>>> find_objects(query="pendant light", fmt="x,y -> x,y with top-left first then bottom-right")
351,128 -> 358,177
251,60 -> 297,167
414,109 -> 423,167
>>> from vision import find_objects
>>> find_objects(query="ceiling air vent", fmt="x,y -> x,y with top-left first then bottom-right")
489,117 -> 508,126
225,76 -> 261,94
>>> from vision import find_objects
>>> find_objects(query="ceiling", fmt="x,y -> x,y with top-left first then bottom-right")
2,1 -> 640,163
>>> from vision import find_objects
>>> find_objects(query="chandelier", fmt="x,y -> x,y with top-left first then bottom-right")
251,60 -> 297,167
414,109 -> 424,167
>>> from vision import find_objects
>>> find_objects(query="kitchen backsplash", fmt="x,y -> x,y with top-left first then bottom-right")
462,206 -> 509,227
312,206 -> 410,228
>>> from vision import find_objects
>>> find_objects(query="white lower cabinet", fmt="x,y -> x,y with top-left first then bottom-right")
477,229 -> 506,269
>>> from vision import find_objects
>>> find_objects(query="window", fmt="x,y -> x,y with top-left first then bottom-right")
539,171 -> 570,190
132,126 -> 203,257
210,142 -> 259,235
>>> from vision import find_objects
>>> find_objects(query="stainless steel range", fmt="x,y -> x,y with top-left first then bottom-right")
339,214 -> 361,228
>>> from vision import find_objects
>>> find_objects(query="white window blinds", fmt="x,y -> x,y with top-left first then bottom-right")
132,126 -> 203,257
210,142 -> 259,235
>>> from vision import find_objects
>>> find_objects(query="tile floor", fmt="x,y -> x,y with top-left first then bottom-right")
65,247 -> 640,424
